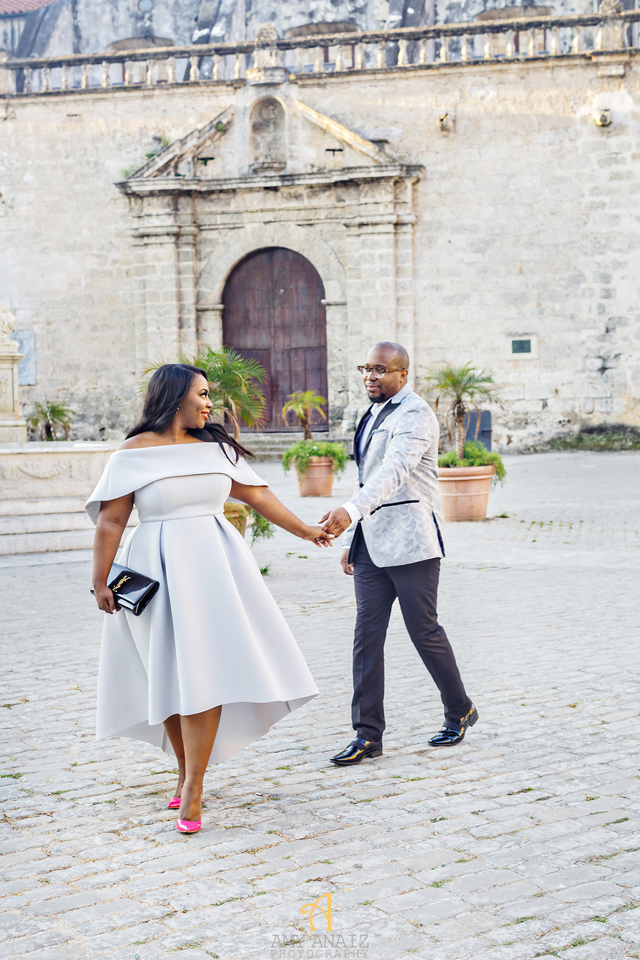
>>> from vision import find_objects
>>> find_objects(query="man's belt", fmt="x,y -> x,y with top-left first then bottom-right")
370,499 -> 419,515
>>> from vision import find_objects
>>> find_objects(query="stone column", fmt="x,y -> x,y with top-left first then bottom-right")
196,303 -> 224,351
0,305 -> 27,443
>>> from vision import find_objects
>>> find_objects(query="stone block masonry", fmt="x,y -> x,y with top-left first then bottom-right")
0,37 -> 639,447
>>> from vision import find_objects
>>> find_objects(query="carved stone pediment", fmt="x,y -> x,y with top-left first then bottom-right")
118,95 -> 420,195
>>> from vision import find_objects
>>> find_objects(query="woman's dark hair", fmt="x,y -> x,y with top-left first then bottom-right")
127,363 -> 254,461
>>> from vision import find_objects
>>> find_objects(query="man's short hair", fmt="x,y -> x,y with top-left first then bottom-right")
372,341 -> 410,370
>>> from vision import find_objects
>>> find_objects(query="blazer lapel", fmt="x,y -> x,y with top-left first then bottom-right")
353,406 -> 373,467
359,400 -> 402,463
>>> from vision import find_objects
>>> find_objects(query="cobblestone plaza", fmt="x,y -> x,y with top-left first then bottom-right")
1,452 -> 639,960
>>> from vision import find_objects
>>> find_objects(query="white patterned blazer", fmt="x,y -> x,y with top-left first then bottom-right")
343,388 -> 446,568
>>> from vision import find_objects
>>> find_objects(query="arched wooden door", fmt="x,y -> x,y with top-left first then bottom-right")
222,247 -> 328,432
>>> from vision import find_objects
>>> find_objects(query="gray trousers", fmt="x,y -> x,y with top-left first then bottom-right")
351,529 -> 472,742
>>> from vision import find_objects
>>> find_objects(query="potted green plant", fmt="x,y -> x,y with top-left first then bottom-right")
26,400 -> 75,440
424,363 -> 505,521
281,391 -> 347,496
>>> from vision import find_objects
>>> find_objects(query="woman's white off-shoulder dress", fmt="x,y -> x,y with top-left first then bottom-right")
85,442 -> 318,764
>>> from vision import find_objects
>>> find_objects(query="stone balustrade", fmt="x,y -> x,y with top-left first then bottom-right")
0,4 -> 638,97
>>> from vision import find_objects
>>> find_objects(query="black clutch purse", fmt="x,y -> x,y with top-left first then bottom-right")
90,562 -> 159,616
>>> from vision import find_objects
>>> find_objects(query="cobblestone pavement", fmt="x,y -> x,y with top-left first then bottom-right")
1,452 -> 640,960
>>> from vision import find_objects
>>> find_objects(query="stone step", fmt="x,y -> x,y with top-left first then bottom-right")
0,512 -> 94,536
0,497 -> 87,517
0,528 -> 97,555
244,432 -> 335,460
0,512 -> 138,555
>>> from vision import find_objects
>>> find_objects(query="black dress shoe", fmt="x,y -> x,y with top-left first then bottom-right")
330,737 -> 383,765
428,704 -> 478,747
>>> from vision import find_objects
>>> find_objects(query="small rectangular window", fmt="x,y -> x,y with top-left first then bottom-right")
511,339 -> 532,354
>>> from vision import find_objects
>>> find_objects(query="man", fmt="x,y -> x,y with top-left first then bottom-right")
320,342 -> 477,766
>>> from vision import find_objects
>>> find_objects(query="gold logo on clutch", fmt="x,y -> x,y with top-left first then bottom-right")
112,574 -> 131,592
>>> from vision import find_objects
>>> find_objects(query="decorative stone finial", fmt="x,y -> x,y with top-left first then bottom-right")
248,23 -> 286,84
255,23 -> 278,47
598,0 -> 623,14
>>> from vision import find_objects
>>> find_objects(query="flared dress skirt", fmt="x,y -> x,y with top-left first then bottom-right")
89,462 -> 318,763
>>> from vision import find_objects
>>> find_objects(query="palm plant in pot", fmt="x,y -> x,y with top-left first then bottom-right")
193,347 -> 268,534
424,363 -> 505,521
27,400 -> 75,441
281,391 -> 348,496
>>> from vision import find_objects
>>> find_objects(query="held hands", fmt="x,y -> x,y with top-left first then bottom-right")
318,507 -> 352,538
93,584 -> 120,615
302,525 -> 334,547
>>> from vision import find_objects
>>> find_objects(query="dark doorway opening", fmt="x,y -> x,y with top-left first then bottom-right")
222,247 -> 328,432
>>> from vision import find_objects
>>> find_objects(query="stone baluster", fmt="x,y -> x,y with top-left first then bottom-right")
42,65 -> 51,92
24,67 -> 32,94
355,42 -> 365,69
0,52 -> 14,95
460,34 -> 470,61
440,36 -> 449,61
146,59 -> 155,85
377,40 -> 386,67
81,62 -> 90,88
572,28 -> 581,53
210,54 -> 220,80
124,61 -> 131,85
167,56 -> 176,83
335,45 -> 343,71
190,55 -> 200,81
596,0 -> 625,50
61,63 -> 69,90
527,30 -> 536,56
484,34 -> 492,59
398,38 -> 409,65
234,51 -> 242,77
101,60 -> 110,87
549,26 -> 560,55
418,38 -> 428,63
505,29 -> 515,57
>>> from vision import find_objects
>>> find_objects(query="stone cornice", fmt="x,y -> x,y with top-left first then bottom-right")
118,164 -> 424,197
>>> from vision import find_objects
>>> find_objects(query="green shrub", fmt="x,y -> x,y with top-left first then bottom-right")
282,439 -> 348,477
250,509 -> 275,546
438,440 -> 506,485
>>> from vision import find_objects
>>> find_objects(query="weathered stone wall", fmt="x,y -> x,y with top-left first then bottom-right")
0,54 -> 638,448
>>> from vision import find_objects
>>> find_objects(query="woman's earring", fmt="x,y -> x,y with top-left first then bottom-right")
177,405 -> 181,411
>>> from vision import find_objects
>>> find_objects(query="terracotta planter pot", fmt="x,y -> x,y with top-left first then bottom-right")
223,502 -> 251,536
437,464 -> 496,521
296,457 -> 335,497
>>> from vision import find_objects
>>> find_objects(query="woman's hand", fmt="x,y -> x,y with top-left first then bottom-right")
302,525 -> 334,547
93,583 -> 120,615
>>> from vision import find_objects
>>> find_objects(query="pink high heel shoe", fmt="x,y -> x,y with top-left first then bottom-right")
167,797 -> 181,810
176,818 -> 201,834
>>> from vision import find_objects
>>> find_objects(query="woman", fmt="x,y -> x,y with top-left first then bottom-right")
87,364 -> 332,834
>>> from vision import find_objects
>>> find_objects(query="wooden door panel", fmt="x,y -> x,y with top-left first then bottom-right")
222,247 -> 328,432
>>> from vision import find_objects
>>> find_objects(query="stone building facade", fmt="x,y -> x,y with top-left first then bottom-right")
0,13 -> 639,449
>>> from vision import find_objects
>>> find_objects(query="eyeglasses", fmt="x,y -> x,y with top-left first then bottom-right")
357,365 -> 406,378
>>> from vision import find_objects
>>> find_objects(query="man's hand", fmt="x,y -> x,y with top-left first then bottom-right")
319,506 -> 351,538
341,549 -> 354,576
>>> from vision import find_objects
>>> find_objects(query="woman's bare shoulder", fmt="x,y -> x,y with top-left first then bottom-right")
117,432 -> 160,450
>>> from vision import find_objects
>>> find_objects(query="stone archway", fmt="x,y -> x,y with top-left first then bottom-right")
222,247 -> 328,432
